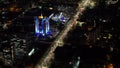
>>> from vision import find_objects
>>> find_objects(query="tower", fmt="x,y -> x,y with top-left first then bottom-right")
34,14 -> 52,36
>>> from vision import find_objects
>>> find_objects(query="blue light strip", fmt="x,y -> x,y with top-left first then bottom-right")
34,17 -> 40,34
42,18 -> 46,36
47,13 -> 53,32
46,20 -> 48,34
46,18 -> 49,34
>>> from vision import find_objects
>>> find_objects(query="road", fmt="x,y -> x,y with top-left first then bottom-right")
35,0 -> 92,68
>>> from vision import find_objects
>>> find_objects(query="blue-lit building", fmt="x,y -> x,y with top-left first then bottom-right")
34,14 -> 51,36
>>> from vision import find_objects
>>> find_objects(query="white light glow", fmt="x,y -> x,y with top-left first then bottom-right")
28,48 -> 35,56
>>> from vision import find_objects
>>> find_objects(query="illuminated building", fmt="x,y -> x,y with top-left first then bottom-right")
34,13 -> 53,36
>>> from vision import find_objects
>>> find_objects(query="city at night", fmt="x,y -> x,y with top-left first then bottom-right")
0,0 -> 120,68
